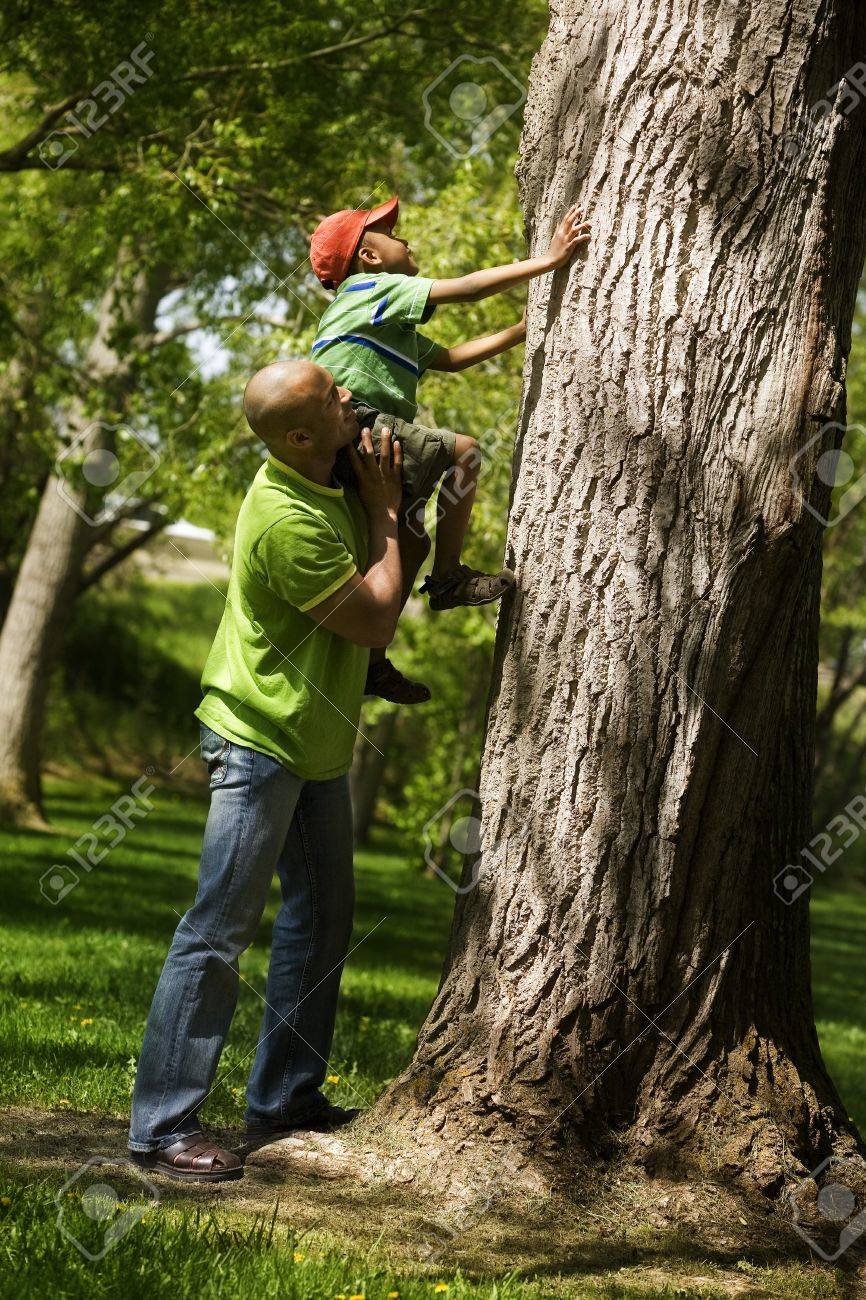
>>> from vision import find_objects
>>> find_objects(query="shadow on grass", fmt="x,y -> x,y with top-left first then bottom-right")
2,1105 -> 858,1294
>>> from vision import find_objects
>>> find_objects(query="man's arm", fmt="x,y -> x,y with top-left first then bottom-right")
305,427 -> 403,648
426,316 -> 526,373
428,205 -> 590,306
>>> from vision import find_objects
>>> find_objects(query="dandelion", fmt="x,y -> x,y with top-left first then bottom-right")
349,1293 -> 364,1299
387,1292 -> 399,1298
0,1196 -> 10,1206
434,1286 -> 449,1294
293,1252 -> 305,1262
80,1018 -> 93,1026
58,1099 -> 71,1107
326,1074 -> 340,1085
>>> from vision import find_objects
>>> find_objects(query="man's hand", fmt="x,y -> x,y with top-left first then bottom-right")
546,204 -> 591,269
347,425 -> 403,516
307,425 -> 403,647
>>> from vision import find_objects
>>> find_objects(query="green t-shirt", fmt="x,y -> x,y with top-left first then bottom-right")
195,456 -> 369,780
311,271 -> 440,421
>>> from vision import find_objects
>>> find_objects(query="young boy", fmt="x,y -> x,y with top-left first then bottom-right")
309,196 -> 590,703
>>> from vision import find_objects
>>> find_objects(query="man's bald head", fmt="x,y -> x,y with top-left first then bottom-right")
243,360 -> 323,448
242,359 -> 358,474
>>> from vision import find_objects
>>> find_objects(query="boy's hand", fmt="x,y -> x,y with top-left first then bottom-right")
546,204 -> 591,269
347,425 -> 403,517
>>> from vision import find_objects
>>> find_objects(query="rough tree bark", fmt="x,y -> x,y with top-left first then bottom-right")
0,252 -> 168,826
374,0 -> 866,1198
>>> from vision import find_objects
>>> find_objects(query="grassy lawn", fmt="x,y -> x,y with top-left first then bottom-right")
0,774 -> 862,1297
0,773 -> 453,1124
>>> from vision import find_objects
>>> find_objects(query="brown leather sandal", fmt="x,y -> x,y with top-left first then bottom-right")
135,1133 -> 243,1182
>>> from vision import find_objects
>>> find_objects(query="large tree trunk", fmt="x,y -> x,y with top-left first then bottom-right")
374,0 -> 866,1199
0,253 -> 168,826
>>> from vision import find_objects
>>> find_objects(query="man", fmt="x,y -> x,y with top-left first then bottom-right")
128,360 -> 403,1181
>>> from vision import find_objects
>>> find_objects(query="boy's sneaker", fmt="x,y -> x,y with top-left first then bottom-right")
365,657 -> 431,705
420,564 -> 515,611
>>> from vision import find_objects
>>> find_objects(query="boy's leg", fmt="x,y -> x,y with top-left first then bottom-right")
420,435 -> 515,610
245,772 -> 355,1130
128,728 -> 302,1154
430,433 -> 482,578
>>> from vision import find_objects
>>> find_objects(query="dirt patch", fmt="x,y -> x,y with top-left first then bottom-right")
1,1104 -> 863,1297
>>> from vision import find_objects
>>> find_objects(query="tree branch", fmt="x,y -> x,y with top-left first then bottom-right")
0,90 -> 87,171
79,517 -> 169,592
181,10 -> 429,80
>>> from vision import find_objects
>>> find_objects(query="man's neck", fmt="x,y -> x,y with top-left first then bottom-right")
273,449 -> 336,488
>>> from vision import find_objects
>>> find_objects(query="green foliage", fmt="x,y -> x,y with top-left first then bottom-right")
46,577 -> 226,770
815,278 -> 866,812
0,0 -> 544,567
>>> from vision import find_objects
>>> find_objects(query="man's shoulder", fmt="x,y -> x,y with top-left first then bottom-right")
239,464 -> 330,539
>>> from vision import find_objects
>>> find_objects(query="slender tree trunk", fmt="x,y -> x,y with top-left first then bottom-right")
374,0 -> 866,1199
0,308 -> 46,619
350,708 -> 399,846
0,253 -> 168,825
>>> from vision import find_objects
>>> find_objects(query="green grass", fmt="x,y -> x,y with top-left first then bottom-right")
0,1179 -> 540,1300
809,884 -> 866,1126
0,775 -> 862,1298
0,774 -> 453,1122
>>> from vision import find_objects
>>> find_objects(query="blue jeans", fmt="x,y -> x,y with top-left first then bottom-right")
128,725 -> 355,1151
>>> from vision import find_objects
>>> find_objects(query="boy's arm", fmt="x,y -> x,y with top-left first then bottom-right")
428,205 -> 589,306
426,315 -> 526,373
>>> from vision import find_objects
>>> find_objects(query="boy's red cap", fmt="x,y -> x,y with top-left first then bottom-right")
310,196 -> 399,289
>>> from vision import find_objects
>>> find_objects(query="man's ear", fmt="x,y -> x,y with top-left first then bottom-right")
286,427 -> 313,450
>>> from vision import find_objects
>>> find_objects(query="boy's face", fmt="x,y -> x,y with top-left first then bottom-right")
354,220 -> 418,277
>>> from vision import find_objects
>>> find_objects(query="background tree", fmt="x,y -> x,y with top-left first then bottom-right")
0,0 -> 541,823
374,0 -> 866,1205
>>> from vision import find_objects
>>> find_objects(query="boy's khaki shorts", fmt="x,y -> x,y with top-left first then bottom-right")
335,412 -> 457,520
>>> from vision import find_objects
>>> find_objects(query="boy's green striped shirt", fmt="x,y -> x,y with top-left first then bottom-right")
311,272 -> 440,421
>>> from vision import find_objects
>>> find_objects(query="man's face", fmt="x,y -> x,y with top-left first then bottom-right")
356,220 -> 418,276
297,367 -> 358,455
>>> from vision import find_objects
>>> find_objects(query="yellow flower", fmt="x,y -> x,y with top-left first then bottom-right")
293,1252 -> 304,1262
349,1294 -> 364,1299
326,1074 -> 340,1084
0,1196 -> 11,1206
58,1099 -> 71,1107
388,1292 -> 399,1298
80,1018 -> 93,1026
434,1287 -> 449,1294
